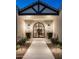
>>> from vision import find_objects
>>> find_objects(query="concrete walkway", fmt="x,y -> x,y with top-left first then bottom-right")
22,38 -> 55,59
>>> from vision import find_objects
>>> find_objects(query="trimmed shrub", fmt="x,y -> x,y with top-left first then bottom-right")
47,33 -> 53,39
16,44 -> 20,50
17,37 -> 27,46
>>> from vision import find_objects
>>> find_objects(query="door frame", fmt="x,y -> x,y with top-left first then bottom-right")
33,22 -> 45,38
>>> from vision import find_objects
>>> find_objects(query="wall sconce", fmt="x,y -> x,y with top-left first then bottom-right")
28,24 -> 30,26
48,24 -> 50,26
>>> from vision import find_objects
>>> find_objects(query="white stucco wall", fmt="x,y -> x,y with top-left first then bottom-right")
17,15 -> 26,40
17,14 -> 62,41
53,12 -> 62,41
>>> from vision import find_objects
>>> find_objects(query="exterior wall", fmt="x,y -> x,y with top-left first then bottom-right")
53,12 -> 62,41
17,14 -> 62,41
17,15 -> 26,40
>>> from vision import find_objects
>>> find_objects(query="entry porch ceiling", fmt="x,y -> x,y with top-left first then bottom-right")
24,20 -> 53,25
19,15 -> 58,20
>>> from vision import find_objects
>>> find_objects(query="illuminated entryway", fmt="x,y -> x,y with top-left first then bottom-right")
33,22 -> 45,38
16,0 -> 62,59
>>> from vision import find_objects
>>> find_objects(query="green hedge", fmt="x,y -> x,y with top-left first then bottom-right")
16,44 -> 20,50
17,37 -> 27,45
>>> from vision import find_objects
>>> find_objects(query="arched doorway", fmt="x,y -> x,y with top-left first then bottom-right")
33,22 -> 45,38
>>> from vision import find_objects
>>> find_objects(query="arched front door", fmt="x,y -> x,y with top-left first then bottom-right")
33,22 -> 45,38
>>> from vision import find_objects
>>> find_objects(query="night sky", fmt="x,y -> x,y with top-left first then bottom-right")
16,0 -> 62,10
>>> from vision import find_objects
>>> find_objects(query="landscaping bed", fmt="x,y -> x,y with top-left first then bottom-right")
47,43 -> 62,59
16,43 -> 31,59
16,37 -> 31,59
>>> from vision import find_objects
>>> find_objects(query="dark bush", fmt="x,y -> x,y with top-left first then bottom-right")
26,33 -> 31,39
17,37 -> 27,46
50,36 -> 62,49
47,33 -> 53,39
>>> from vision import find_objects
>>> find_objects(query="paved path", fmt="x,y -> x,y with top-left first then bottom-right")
22,38 -> 55,59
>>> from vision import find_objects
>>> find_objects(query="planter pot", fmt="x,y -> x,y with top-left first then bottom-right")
26,33 -> 31,39
47,33 -> 53,39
